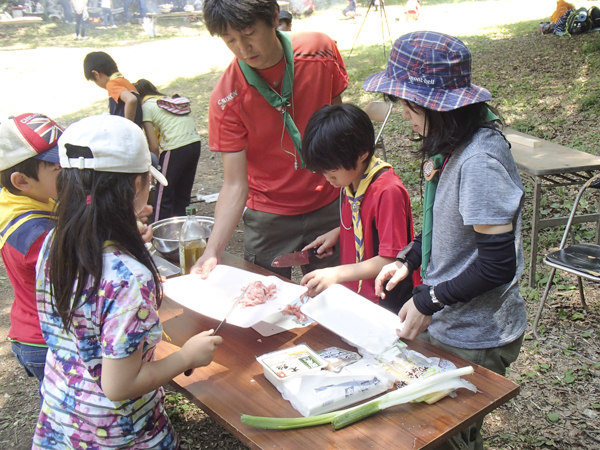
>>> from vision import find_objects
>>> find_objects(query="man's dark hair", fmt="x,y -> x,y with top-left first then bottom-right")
203,0 -> 278,36
83,51 -> 119,81
0,158 -> 49,195
302,103 -> 375,173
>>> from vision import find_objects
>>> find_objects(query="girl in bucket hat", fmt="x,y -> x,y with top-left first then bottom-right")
370,31 -> 527,449
32,115 -> 223,449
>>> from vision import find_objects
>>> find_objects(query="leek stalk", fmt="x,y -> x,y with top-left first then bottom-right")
241,366 -> 474,430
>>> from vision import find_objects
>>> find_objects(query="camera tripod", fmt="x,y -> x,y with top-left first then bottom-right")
348,0 -> 393,62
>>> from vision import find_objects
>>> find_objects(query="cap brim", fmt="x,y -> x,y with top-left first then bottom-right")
363,71 -> 492,112
33,145 -> 60,164
149,165 -> 168,186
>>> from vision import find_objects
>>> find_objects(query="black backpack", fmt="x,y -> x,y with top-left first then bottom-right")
566,7 -> 594,35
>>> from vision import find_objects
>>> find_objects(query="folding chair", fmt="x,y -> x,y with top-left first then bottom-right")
364,100 -> 393,162
533,173 -> 600,350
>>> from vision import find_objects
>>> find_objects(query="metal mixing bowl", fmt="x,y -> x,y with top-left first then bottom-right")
152,216 -> 214,262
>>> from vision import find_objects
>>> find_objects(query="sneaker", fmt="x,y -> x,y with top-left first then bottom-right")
75,35 -> 80,40
80,36 -> 88,40
110,24 -> 117,28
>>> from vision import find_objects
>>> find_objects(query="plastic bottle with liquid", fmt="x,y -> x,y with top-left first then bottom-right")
179,206 -> 207,275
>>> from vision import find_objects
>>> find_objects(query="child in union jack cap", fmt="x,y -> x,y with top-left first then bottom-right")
0,113 -> 63,402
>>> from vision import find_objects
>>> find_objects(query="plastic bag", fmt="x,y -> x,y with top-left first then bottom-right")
276,357 -> 396,417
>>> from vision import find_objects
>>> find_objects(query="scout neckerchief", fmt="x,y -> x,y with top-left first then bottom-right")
238,30 -> 304,169
419,107 -> 501,277
109,72 -> 124,81
420,153 -> 445,278
345,157 -> 392,292
0,188 -> 55,250
142,94 -> 163,105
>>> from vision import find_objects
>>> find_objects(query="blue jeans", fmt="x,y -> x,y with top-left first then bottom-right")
123,0 -> 130,22
102,7 -> 115,27
11,342 -> 47,405
138,0 -> 146,18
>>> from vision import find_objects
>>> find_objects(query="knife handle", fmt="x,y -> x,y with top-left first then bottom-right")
308,245 -> 335,256
184,325 -> 223,377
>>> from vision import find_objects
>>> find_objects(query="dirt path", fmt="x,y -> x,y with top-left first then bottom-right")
0,0 -> 555,120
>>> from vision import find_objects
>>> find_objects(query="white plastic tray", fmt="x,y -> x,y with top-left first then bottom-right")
301,284 -> 403,356
163,265 -> 308,328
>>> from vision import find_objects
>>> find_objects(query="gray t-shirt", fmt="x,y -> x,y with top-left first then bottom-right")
425,127 -> 527,349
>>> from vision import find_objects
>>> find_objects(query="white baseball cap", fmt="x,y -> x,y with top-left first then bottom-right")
58,114 -> 168,186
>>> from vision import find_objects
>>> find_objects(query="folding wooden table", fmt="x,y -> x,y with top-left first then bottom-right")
505,128 -> 600,287
156,254 -> 520,449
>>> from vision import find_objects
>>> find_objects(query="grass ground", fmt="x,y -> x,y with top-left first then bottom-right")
1,1 -> 600,448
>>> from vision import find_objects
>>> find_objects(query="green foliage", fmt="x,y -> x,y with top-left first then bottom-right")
0,19 -> 209,50
562,369 -> 575,384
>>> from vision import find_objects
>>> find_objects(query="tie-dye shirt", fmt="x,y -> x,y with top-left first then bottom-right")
33,233 -> 178,449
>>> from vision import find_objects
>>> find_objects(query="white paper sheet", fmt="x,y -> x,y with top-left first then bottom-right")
301,284 -> 403,356
163,265 -> 308,328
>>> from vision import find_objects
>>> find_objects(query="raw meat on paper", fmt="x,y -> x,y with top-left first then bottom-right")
238,281 -> 278,308
280,293 -> 311,322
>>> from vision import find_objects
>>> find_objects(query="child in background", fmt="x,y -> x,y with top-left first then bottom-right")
134,79 -> 202,220
83,51 -> 143,127
33,115 -> 222,448
300,103 -> 419,313
0,113 -> 63,396
71,0 -> 87,39
278,9 -> 293,31
100,0 -> 117,28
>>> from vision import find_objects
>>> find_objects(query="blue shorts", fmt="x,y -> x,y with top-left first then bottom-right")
11,342 -> 47,382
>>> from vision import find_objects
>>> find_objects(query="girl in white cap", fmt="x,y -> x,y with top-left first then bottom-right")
33,115 -> 222,449
368,31 -> 526,450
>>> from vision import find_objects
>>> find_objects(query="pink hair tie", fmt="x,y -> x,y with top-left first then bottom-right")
86,195 -> 91,205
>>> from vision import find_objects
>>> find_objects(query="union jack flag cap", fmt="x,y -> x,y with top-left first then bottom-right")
0,113 -> 63,171
363,31 -> 491,111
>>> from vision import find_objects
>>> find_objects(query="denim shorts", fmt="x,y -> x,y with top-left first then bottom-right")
11,341 -> 48,382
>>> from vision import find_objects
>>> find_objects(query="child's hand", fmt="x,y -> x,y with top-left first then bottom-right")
375,261 -> 409,299
302,228 -> 340,259
136,204 -> 153,223
181,330 -> 223,370
137,221 -> 153,243
301,268 -> 338,297
396,299 -> 432,340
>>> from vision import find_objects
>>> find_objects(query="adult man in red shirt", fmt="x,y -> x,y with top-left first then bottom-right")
193,0 -> 349,279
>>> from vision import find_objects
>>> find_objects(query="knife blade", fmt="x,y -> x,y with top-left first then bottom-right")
212,284 -> 251,336
271,247 -> 334,268
184,284 -> 250,376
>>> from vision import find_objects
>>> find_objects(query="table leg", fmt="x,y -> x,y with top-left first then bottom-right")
596,199 -> 600,245
528,177 -> 542,287
34,23 -> 40,48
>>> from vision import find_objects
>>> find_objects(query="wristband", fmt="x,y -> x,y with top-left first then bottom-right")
430,286 -> 444,308
412,284 -> 444,316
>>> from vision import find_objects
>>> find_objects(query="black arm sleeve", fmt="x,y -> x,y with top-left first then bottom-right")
413,230 -> 517,316
396,233 -> 422,272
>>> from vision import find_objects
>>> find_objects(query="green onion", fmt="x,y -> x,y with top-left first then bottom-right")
241,411 -> 344,430
241,366 -> 474,430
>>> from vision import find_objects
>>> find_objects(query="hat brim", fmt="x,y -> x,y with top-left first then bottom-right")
33,145 -> 61,164
149,165 -> 168,187
363,71 -> 492,112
